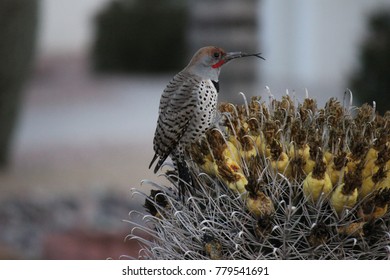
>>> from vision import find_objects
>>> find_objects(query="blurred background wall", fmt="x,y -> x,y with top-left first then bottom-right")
0,0 -> 389,259
261,0 -> 390,111
187,0 -> 259,102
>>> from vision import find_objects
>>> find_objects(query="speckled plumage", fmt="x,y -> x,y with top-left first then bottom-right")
149,46 -> 225,174
150,71 -> 218,173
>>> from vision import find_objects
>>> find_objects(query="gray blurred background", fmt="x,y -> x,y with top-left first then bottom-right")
0,0 -> 389,259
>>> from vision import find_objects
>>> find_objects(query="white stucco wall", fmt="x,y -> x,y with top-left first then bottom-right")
36,0 -> 110,56
260,0 -> 390,102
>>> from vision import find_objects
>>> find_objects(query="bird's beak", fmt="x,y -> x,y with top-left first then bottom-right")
212,51 -> 265,69
224,51 -> 265,62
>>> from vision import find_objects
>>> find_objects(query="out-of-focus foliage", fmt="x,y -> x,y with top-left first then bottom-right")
92,0 -> 188,73
349,9 -> 390,114
0,0 -> 39,168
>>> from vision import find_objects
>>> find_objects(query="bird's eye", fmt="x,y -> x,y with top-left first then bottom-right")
213,52 -> 220,58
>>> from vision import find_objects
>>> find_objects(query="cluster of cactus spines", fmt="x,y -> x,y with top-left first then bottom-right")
128,93 -> 390,259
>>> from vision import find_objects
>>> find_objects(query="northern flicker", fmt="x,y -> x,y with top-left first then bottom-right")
149,46 -> 264,191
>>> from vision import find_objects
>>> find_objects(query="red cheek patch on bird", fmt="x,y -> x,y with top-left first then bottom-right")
212,60 -> 225,69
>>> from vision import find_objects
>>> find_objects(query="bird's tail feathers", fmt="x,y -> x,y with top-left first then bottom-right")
149,154 -> 169,174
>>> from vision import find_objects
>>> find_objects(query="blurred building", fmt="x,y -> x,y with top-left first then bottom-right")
260,0 -> 390,104
188,0 -> 260,103
36,0 -> 390,105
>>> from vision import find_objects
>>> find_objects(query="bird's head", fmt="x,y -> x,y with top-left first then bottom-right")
185,46 -> 265,82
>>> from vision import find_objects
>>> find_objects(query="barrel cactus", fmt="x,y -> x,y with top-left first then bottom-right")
129,92 -> 390,259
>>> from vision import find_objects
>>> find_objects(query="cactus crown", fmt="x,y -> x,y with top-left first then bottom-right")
129,93 -> 390,260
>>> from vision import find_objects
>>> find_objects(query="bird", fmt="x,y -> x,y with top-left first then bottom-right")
149,46 -> 264,194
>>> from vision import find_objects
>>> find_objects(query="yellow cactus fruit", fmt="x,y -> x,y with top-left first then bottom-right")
377,174 -> 389,191
373,145 -> 390,174
262,121 -> 279,158
302,144 -> 326,175
246,191 -> 275,218
227,135 -> 240,150
346,140 -> 369,174
326,152 -> 347,186
263,145 -> 272,158
365,147 -> 379,163
288,143 -> 309,159
269,139 -> 291,176
190,142 -> 218,176
346,158 -> 360,174
194,144 -> 223,177
223,140 -> 241,163
361,158 -> 379,180
227,131 -> 257,161
358,188 -> 390,221
303,159 -> 333,204
324,151 -> 334,164
359,204 -> 388,222
271,152 -> 291,177
241,120 -> 250,131
330,172 -> 358,216
217,158 -> 248,193
302,144 -> 311,160
303,159 -> 316,175
247,129 -> 267,157
200,156 -> 219,176
337,222 -> 366,237
360,176 -> 376,199
289,117 -> 307,154
360,166 -> 387,199
303,173 -> 333,204
362,143 -> 389,180
238,134 -> 258,160
288,143 -> 307,179
200,128 -> 228,162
